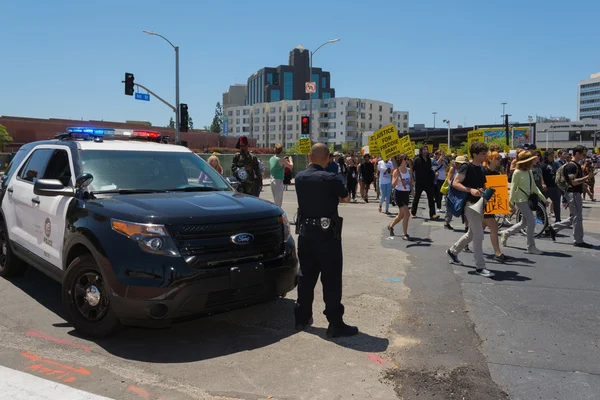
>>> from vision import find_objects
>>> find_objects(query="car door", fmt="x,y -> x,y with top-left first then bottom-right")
7,148 -> 53,255
1,147 -> 32,245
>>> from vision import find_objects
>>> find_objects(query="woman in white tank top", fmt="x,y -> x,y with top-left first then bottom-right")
388,154 -> 412,240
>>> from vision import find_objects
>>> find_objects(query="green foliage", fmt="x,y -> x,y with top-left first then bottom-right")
0,125 -> 13,152
188,116 -> 194,130
209,102 -> 223,133
285,143 -> 300,154
168,117 -> 175,128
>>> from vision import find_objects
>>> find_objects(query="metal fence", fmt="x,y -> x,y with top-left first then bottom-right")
196,153 -> 309,179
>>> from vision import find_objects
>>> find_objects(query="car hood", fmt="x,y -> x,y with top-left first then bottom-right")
87,191 -> 284,224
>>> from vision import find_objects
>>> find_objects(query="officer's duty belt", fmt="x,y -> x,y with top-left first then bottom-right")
300,217 -> 332,230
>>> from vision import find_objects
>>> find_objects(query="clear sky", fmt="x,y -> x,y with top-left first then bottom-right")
1,0 -> 598,129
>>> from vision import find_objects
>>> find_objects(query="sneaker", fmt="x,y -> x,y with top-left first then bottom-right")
444,224 -> 454,230
526,247 -> 543,255
574,242 -> 593,248
546,226 -> 556,241
326,322 -> 359,338
437,208 -> 444,213
446,249 -> 463,265
494,254 -> 509,263
475,268 -> 495,278
388,225 -> 394,236
500,232 -> 507,247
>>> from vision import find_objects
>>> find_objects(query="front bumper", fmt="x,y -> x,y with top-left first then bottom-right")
108,240 -> 298,328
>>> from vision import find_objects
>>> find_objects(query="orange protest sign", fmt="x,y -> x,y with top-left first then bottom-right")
485,174 -> 509,215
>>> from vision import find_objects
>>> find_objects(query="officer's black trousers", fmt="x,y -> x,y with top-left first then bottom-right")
295,231 -> 344,324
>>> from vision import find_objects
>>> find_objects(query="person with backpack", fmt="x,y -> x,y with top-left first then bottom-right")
541,151 -> 562,222
499,151 -> 548,254
446,142 -> 494,278
546,145 -> 596,248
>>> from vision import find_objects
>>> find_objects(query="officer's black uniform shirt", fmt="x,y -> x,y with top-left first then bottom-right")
295,164 -> 348,218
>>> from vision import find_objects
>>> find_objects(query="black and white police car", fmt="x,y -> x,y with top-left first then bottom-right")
0,127 -> 298,337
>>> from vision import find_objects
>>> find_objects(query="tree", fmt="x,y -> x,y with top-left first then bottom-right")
188,116 -> 194,130
209,102 -> 223,133
0,125 -> 13,152
168,117 -> 175,128
284,143 -> 299,154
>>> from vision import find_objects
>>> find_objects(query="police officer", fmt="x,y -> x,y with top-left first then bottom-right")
294,143 -> 358,338
231,136 -> 262,196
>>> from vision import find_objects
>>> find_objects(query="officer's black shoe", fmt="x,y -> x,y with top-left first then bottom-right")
326,322 -> 359,338
295,317 -> 313,331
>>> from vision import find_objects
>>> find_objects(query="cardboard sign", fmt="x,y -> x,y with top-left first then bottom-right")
439,144 -> 449,153
398,135 -> 413,155
373,124 -> 401,160
298,137 -> 311,154
368,135 -> 380,156
467,130 -> 485,147
457,149 -> 464,156
504,145 -> 511,153
484,175 -> 510,215
427,144 -> 433,153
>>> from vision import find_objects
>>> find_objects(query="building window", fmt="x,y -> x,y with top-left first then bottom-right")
369,113 -> 372,120
287,115 -> 293,121
311,73 -> 319,99
322,76 -> 326,89
389,116 -> 393,122
389,107 -> 393,113
271,89 -> 280,102
287,105 -> 293,112
297,123 -> 299,130
269,116 -> 276,122
267,73 -> 273,84
369,123 -> 372,129
254,117 -> 260,123
243,109 -> 249,115
236,127 -> 240,133
287,124 -> 293,130
270,125 -> 276,131
270,107 -> 276,113
323,92 -> 331,100
403,123 -> 408,128
379,105 -> 383,112
228,111 -> 233,116
379,115 -> 382,121
242,127 -> 249,132
369,104 -> 372,110
279,116 -> 282,121
283,72 -> 294,100
404,115 -> 408,120
236,118 -> 240,124
361,113 -> 365,119
236,110 -> 240,116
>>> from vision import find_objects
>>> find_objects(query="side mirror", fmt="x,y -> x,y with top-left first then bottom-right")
34,179 -> 75,197
75,173 -> 93,189
226,176 -> 240,190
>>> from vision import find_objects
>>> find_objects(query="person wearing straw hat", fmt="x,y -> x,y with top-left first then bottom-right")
443,155 -> 468,230
500,150 -> 548,254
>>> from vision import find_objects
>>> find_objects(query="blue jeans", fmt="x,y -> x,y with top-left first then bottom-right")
379,182 -> 392,212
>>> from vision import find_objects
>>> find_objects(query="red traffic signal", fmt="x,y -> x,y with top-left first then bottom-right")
301,116 -> 310,136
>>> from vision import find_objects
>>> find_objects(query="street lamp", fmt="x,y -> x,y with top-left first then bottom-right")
308,39 -> 340,141
428,111 -> 437,145
528,116 -> 533,145
443,119 -> 451,149
143,30 -> 181,144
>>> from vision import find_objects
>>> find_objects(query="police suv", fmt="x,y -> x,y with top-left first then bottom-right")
0,128 -> 298,337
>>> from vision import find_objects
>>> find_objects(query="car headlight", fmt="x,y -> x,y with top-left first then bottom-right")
111,219 -> 180,257
279,213 -> 291,240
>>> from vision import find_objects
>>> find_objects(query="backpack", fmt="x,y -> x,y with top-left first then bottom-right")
446,163 -> 475,217
555,162 -> 572,193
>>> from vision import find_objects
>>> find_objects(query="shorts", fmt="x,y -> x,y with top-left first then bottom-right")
394,190 -> 410,207
483,214 -> 495,219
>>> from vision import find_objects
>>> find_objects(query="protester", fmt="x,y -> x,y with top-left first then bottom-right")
377,157 -> 394,214
443,155 -> 467,230
388,154 -> 412,239
541,152 -> 562,222
500,151 -> 548,254
432,150 -> 448,213
207,155 -> 223,175
484,152 -> 509,262
411,146 -> 440,220
446,142 -> 494,277
269,143 -> 293,207
582,159 -> 595,201
283,158 -> 293,191
346,157 -> 358,202
359,154 -> 375,202
547,145 -> 595,248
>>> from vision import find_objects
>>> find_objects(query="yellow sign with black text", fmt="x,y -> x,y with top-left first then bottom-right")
298,137 -> 311,154
373,124 -> 402,160
467,130 -> 485,147
439,144 -> 449,153
368,135 -> 380,156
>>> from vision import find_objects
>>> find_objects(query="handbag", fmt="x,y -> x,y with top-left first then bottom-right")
446,169 -> 469,217
440,177 -> 450,195
519,171 -> 539,210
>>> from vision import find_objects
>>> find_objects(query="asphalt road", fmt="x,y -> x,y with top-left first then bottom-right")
1,182 -> 598,399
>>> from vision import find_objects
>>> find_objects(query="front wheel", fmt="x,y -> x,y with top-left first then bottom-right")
516,201 -> 549,238
0,220 -> 28,278
62,254 -> 120,338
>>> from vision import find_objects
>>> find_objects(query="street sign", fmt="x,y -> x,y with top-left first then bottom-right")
305,82 -> 316,94
135,92 -> 150,101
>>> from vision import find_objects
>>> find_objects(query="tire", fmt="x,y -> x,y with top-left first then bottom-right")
62,254 -> 120,338
0,220 -> 28,278
517,202 -> 549,239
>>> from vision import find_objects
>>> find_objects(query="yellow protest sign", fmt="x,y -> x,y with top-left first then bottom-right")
595,147 -> 599,154
485,175 -> 510,215
427,144 -> 433,153
439,144 -> 449,153
368,135 -> 380,156
504,145 -> 511,153
457,149 -> 464,156
467,130 -> 485,147
298,137 -> 311,154
373,124 -> 401,160
398,135 -> 412,155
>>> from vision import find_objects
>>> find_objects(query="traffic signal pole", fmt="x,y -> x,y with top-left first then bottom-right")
122,81 -> 176,112
175,46 -> 180,144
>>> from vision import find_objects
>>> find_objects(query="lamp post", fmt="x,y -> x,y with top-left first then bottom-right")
308,39 -> 340,141
443,119 -> 451,149
143,30 -> 180,144
428,111 -> 437,145
528,116 -> 533,145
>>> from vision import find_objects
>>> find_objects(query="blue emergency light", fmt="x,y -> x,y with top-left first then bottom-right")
66,127 -> 115,140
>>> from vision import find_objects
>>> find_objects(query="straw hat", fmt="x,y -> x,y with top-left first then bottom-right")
454,155 -> 468,164
516,150 -> 537,165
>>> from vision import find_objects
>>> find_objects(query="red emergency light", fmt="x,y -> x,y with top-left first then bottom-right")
132,130 -> 161,138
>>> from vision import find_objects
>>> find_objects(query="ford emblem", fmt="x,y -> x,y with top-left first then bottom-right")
231,233 -> 254,245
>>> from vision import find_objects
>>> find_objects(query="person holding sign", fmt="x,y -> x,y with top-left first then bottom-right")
484,152 -> 509,262
500,151 -> 548,254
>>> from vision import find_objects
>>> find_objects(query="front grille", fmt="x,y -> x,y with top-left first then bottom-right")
205,285 -> 263,308
168,217 -> 284,268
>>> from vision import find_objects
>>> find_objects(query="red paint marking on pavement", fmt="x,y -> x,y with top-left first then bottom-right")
128,385 -> 152,400
21,352 -> 91,375
27,330 -> 92,351
367,353 -> 384,365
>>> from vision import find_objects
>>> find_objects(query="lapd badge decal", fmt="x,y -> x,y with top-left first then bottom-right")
43,218 -> 53,247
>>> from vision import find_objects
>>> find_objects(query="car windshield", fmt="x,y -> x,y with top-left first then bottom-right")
79,150 -> 231,193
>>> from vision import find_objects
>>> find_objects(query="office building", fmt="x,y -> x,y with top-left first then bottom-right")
578,72 -> 600,120
536,120 -> 600,150
224,97 -> 408,149
222,84 -> 247,107
245,45 -> 335,106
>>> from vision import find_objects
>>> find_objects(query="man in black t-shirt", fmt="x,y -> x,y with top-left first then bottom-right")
547,145 -> 595,248
446,142 -> 495,278
359,155 -> 375,202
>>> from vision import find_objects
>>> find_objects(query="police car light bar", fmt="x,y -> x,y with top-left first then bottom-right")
65,127 -> 116,140
131,130 -> 161,138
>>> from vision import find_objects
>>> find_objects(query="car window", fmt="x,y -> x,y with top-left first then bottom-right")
43,149 -> 72,186
2,148 -> 30,186
18,148 -> 53,183
79,150 -> 231,192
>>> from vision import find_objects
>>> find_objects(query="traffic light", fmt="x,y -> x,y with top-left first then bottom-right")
125,73 -> 134,96
180,103 -> 189,132
301,116 -> 310,136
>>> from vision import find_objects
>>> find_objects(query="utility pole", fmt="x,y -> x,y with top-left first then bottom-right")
504,114 -> 511,147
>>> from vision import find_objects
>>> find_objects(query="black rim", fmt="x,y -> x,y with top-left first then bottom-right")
0,226 -> 6,271
73,271 -> 109,322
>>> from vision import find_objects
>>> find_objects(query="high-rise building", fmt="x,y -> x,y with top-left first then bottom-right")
578,72 -> 600,120
222,84 -> 247,107
224,98 -> 408,150
245,45 -> 335,106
